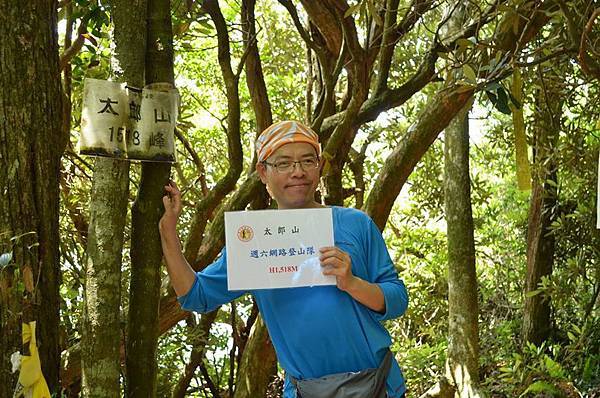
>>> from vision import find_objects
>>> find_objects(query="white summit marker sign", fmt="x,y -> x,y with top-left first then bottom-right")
224,208 -> 335,290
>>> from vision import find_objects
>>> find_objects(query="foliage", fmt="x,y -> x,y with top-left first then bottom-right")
48,0 -> 600,396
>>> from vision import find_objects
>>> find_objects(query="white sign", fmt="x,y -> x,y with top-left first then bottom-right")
79,78 -> 179,162
224,208 -> 335,290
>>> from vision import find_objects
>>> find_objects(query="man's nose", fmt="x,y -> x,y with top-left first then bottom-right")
290,162 -> 306,176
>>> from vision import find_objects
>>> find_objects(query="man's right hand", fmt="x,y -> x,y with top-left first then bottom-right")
159,180 -> 182,234
158,180 -> 196,297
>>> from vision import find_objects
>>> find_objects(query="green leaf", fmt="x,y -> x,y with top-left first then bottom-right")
519,380 -> 562,397
197,20 -> 214,35
583,357 -> 594,382
484,82 -> 501,92
462,64 -> 477,83
544,356 -> 564,378
344,2 -> 361,18
486,90 -> 497,106
437,52 -> 450,60
366,0 -> 383,26
0,252 -> 13,268
457,38 -> 475,49
495,87 -> 512,115
525,289 -> 542,298
498,4 -> 514,12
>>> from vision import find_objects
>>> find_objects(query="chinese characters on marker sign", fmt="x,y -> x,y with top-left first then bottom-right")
224,208 -> 335,290
250,246 -> 316,258
79,78 -> 179,162
251,224 -> 314,259
263,225 -> 300,236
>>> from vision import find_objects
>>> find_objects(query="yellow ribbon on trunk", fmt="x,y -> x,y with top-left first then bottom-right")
16,321 -> 51,398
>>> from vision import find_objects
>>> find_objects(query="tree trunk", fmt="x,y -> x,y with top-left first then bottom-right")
230,1 -> 279,395
364,86 -> 475,230
82,159 -> 129,397
233,316 -> 278,398
81,1 -> 147,395
126,0 -> 173,396
171,310 -> 219,398
362,0 -> 553,231
522,67 -> 562,346
444,102 -> 481,397
0,0 -> 65,394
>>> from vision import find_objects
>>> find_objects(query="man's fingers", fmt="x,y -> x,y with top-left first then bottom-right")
320,257 -> 350,273
321,264 -> 341,275
319,246 -> 337,253
164,185 -> 180,196
320,251 -> 347,264
162,191 -> 181,211
320,257 -> 338,267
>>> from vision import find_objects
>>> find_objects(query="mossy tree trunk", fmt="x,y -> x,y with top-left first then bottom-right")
125,0 -> 173,396
444,102 -> 481,397
441,1 -> 481,395
81,0 -> 147,396
0,0 -> 65,394
522,66 -> 562,346
233,316 -> 278,398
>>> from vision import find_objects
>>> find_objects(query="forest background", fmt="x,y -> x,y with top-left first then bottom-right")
1,0 -> 599,397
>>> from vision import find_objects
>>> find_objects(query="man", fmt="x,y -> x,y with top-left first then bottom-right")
159,120 -> 408,397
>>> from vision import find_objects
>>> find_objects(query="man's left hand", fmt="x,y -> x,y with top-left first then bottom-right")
319,246 -> 358,292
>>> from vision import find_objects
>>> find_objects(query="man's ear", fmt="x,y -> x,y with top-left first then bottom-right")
256,162 -> 267,183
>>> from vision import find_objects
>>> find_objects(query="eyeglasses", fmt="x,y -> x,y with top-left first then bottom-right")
262,157 -> 320,173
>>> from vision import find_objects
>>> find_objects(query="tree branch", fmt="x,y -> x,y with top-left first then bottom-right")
299,0 -> 344,56
180,0 -> 245,268
364,0 -> 554,230
199,361 -> 221,398
578,7 -> 600,79
59,15 -> 92,71
278,0 -> 323,56
375,0 -> 436,95
364,85 -> 475,230
171,311 -> 219,398
242,0 -> 273,139
175,128 -> 208,195
321,49 -> 438,137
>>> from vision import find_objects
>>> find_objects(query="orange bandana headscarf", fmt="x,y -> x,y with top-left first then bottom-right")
255,121 -> 321,163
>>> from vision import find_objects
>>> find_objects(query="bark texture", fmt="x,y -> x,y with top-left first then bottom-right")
441,2 -> 481,395
444,102 -> 480,397
522,66 -> 562,345
233,316 -> 278,398
82,158 -> 129,397
126,0 -> 172,395
364,86 -> 475,230
81,0 -> 146,394
0,0 -> 65,394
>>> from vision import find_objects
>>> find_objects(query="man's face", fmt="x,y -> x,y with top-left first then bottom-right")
257,142 -> 321,209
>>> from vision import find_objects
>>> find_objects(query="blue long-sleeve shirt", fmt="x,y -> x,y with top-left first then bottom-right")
178,206 -> 409,397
